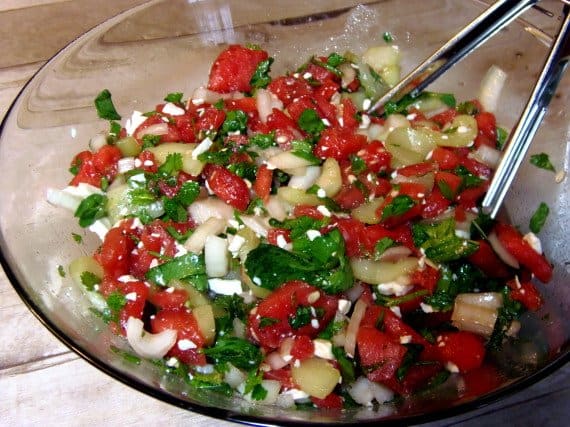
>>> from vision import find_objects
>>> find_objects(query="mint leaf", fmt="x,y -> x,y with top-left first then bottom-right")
530,153 -> 555,172
529,202 -> 549,234
203,337 -> 263,370
250,58 -> 274,89
382,195 -> 415,220
222,110 -> 248,135
74,194 -> 108,227
80,271 -> 101,291
249,132 -> 276,149
374,237 -> 395,259
164,92 -> 183,103
94,89 -> 121,120
298,109 -> 325,136
146,252 -> 206,289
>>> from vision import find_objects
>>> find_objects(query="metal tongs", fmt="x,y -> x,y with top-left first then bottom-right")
368,0 -> 570,218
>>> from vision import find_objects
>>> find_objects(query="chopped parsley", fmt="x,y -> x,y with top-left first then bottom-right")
529,202 -> 549,234
74,194 -> 108,227
94,89 -> 121,120
381,195 -> 416,220
80,271 -> 101,291
250,57 -> 274,89
530,152 -> 556,172
164,92 -> 183,103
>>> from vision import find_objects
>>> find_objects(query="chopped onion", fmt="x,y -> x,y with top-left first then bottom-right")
204,235 -> 229,277
46,188 -> 82,211
267,351 -> 289,370
264,195 -> 287,221
267,151 -> 315,171
89,133 -> 108,152
345,298 -> 367,358
288,166 -> 321,190
224,364 -> 247,388
126,317 -> 177,359
188,197 -> 234,224
184,217 -> 226,253
339,62 -> 357,88
478,65 -> 507,113
117,157 -> 136,174
376,246 -> 413,262
345,282 -> 365,302
488,231 -> 520,268
256,88 -> 283,123
349,376 -> 394,406
451,292 -> 503,337
240,215 -> 269,238
135,122 -> 168,139
470,145 -> 502,169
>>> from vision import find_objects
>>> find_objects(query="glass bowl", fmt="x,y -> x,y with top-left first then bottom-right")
0,0 -> 568,424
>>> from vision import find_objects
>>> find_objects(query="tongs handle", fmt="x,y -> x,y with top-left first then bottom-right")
482,5 -> 570,217
367,0 -> 540,114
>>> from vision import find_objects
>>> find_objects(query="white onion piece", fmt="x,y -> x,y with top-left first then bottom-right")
488,231 -> 520,268
117,157 -> 136,174
451,292 -> 503,337
345,298 -> 367,358
267,351 -> 289,370
46,188 -> 82,211
184,217 -> 227,253
224,364 -> 247,388
376,246 -> 413,262
339,62 -> 357,88
190,86 -> 234,105
135,122 -> 169,139
349,376 -> 394,406
478,65 -> 507,113
469,145 -> 502,169
265,195 -> 288,221
279,337 -> 295,362
204,235 -> 229,277
240,215 -> 269,238
345,282 -> 365,302
89,133 -> 108,152
288,166 -> 322,190
256,88 -> 283,123
188,197 -> 234,224
126,317 -> 177,359
267,151 -> 315,171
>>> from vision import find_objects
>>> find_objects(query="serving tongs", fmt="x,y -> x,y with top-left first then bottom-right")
368,0 -> 570,218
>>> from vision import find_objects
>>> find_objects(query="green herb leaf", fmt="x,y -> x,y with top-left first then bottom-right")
158,153 -> 183,177
530,153 -> 556,172
72,233 -> 83,244
381,195 -> 415,220
94,89 -> 121,120
350,155 -> 367,175
374,237 -> 395,259
454,165 -> 484,189
290,140 -> 321,165
249,132 -> 276,149
298,109 -> 325,136
332,346 -> 356,383
396,343 -> 424,381
80,271 -> 101,291
259,317 -> 280,328
57,265 -> 66,277
456,101 -> 479,115
327,52 -> 346,68
142,134 -> 161,149
529,202 -> 549,234
382,32 -> 394,43
146,252 -> 207,290
74,194 -> 108,227
487,287 -> 524,351
164,92 -> 183,103
203,336 -> 263,371
289,306 -> 313,329
437,179 -> 455,201
250,58 -> 274,89
222,110 -> 248,135
412,218 -> 479,263
318,320 -> 346,340
189,371 -> 233,396
496,127 -> 508,150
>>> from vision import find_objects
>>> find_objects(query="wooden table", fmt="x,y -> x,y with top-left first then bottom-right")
1,1 -> 568,425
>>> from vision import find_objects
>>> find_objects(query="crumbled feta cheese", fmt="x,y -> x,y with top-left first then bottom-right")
124,292 -> 138,301
88,218 -> 112,241
457,125 -> 469,134
162,102 -> 185,116
311,319 -> 320,329
420,302 -> 437,313
316,188 -> 327,198
281,388 -> 309,400
117,275 -> 138,283
195,364 -> 215,374
166,357 -> 179,367
377,281 -> 413,297
400,335 -> 412,344
208,278 -> 243,295
306,229 -> 321,241
390,306 -> 402,318
316,205 -> 332,217
177,339 -> 197,351
455,229 -> 471,239
362,98 -> 372,111
191,137 -> 214,159
406,113 -> 417,121
313,339 -> 334,360
227,234 -> 246,255
322,118 -> 331,127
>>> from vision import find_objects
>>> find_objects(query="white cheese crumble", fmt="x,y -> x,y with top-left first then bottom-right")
337,299 -> 351,315
445,362 -> 460,373
399,335 -> 412,344
117,275 -> 138,283
208,278 -> 243,295
177,339 -> 197,351
313,339 -> 334,360
306,229 -> 321,241
420,302 -> 437,313
316,188 -> 327,198
316,205 -> 332,217
88,218 -> 113,241
124,292 -> 138,301
390,306 -> 402,318
377,281 -> 413,297
362,98 -> 372,111
281,388 -> 309,400
455,229 -> 471,239
227,234 -> 246,255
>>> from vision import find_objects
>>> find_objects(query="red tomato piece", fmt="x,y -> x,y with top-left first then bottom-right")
263,368 -> 295,390
267,228 -> 291,247
70,151 -> 102,187
494,222 -> 553,283
430,109 -> 458,127
290,335 -> 315,361
431,147 -> 460,170
356,140 -> 392,173
474,112 -> 497,148
92,145 -> 122,178
411,265 -> 440,294
467,239 -> 511,278
341,98 -> 360,131
434,171 -> 462,196
311,393 -> 343,409
268,76 -> 313,107
117,279 -> 149,333
207,45 -> 269,93
421,188 -> 451,219
436,331 -> 485,373
314,128 -> 366,161
203,164 -> 251,211
455,181 -> 489,210
94,227 -> 135,278
252,164 -> 272,202
357,326 -> 408,382
247,281 -> 338,349
397,162 -> 434,178
151,308 -> 207,365
293,205 -> 325,220
507,279 -> 544,311
148,287 -> 189,310
286,95 -> 317,123
334,184 -> 366,211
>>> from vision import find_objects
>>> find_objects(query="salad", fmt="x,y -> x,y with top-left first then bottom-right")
48,42 -> 554,410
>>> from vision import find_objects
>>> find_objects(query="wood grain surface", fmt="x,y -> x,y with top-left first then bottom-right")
0,1 -> 568,426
